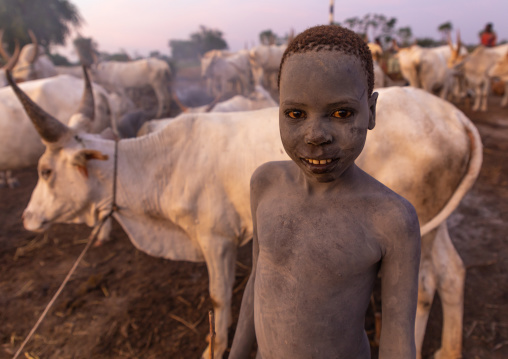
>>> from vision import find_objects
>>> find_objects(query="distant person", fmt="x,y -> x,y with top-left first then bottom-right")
480,23 -> 497,47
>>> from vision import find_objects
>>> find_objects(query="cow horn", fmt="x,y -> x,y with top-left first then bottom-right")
1,40 -> 20,70
456,30 -> 462,54
205,91 -> 223,112
27,29 -> 39,64
76,65 -> 95,121
5,69 -> 69,142
171,90 -> 189,112
447,33 -> 454,52
0,29 -> 11,63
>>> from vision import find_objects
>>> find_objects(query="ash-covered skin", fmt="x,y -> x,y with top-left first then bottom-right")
230,33 -> 421,359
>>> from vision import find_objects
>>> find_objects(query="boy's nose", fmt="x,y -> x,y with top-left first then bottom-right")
304,121 -> 333,146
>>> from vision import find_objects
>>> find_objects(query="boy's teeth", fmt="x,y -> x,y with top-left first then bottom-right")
307,158 -> 332,164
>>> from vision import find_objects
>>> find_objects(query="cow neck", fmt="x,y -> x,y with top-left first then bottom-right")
112,123 -> 182,216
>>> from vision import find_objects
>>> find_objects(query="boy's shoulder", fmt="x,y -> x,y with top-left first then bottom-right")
358,170 -> 420,241
250,161 -> 295,202
251,160 -> 295,187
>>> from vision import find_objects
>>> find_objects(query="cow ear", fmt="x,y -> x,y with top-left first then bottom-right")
72,149 -> 109,178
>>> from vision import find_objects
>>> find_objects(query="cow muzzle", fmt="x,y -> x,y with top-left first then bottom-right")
22,210 -> 50,233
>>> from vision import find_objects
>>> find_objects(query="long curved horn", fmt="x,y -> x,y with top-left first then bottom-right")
171,90 -> 189,112
456,30 -> 462,54
5,69 -> 69,142
27,29 -> 39,64
76,65 -> 95,120
1,40 -> 20,70
447,33 -> 454,52
205,91 -> 223,112
0,29 -> 11,63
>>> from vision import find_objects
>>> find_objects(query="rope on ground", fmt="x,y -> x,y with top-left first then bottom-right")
12,140 -> 119,359
12,217 -> 109,359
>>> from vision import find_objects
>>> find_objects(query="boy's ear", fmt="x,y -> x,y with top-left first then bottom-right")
368,92 -> 378,130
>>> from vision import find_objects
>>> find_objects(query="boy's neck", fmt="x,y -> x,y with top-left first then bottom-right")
297,163 -> 362,196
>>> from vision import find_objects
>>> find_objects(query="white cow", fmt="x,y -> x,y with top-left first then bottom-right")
449,41 -> 508,110
173,85 -> 277,114
201,50 -> 253,98
0,30 -> 57,86
90,58 -> 172,118
249,44 -> 286,92
55,65 -> 84,78
0,72 -> 112,189
488,49 -> 508,106
5,31 -> 58,83
138,85 -> 277,137
13,74 -> 481,359
395,43 -> 466,100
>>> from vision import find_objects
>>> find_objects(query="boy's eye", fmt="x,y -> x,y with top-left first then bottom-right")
332,109 -> 353,118
286,110 -> 305,119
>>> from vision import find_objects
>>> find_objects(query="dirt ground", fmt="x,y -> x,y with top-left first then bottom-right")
1,81 -> 507,359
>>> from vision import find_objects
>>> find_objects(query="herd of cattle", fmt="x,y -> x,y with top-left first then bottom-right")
1,28 -> 507,359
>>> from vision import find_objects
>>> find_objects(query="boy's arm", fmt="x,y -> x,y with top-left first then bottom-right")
229,174 -> 262,359
378,201 -> 421,359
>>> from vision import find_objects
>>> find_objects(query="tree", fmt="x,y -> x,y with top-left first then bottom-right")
438,21 -> 453,42
168,25 -> 228,61
0,0 -> 82,52
342,13 -> 398,45
190,25 -> 228,55
259,29 -> 277,45
397,27 -> 413,46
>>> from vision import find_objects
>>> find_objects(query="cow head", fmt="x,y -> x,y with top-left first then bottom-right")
5,65 -> 112,232
447,31 -> 466,71
11,30 -> 41,82
488,51 -> 508,81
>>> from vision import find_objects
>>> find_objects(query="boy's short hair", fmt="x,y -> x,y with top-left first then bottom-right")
278,25 -> 374,96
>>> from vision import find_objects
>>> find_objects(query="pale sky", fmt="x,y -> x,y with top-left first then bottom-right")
55,0 -> 508,61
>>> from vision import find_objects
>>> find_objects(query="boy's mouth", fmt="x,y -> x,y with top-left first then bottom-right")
303,158 -> 333,165
300,157 -> 339,172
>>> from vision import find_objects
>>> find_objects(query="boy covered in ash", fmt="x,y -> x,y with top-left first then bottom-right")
229,25 -> 421,359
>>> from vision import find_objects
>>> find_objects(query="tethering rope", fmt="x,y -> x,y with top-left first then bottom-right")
12,140 -> 119,359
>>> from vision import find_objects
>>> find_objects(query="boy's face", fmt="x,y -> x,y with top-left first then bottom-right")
279,51 -> 378,183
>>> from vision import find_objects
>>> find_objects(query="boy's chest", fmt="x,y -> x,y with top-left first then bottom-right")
256,196 -> 382,276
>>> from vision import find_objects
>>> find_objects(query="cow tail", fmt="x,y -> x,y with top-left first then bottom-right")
419,112 -> 483,236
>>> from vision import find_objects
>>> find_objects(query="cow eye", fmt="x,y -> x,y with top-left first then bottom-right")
41,168 -> 52,179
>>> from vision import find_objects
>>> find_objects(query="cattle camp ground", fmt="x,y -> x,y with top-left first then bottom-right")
0,62 -> 507,359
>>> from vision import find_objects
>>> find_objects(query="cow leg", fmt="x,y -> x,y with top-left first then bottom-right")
6,170 -> 20,188
94,217 -> 112,246
200,236 -> 237,359
415,232 -> 438,359
501,81 -> 508,107
471,83 -> 482,111
432,222 -> 465,359
480,80 -> 490,112
153,83 -> 171,119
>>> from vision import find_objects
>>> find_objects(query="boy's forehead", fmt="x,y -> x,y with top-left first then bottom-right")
280,51 -> 368,98
283,50 -> 360,75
